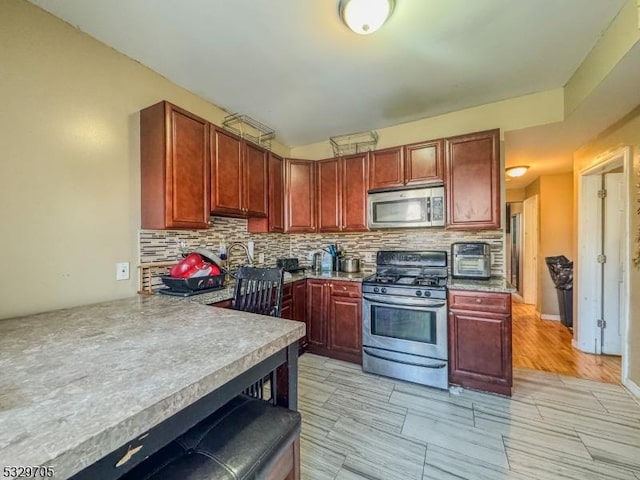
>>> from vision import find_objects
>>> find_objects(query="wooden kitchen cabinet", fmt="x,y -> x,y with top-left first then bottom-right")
369,141 -> 443,191
248,152 -> 284,233
140,101 -> 210,229
369,146 -> 404,191
316,158 -> 341,232
445,129 -> 500,230
209,299 -> 232,309
281,280 -> 308,354
306,279 -> 362,364
448,289 -> 512,396
316,153 -> 369,233
404,139 -> 444,186
284,158 -> 316,233
210,127 -> 268,218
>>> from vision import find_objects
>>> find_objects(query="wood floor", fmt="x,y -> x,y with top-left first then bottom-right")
512,301 -> 622,384
298,353 -> 640,480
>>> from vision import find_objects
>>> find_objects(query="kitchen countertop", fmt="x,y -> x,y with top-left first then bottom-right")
0,296 -> 304,479
447,276 -> 516,293
178,270 -> 370,305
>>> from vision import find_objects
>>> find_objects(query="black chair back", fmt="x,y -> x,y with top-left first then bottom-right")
231,267 -> 285,317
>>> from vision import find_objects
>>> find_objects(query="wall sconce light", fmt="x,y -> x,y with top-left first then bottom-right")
506,166 -> 529,178
339,0 -> 395,35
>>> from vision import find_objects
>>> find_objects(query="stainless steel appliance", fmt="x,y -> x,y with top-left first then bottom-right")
367,186 -> 445,229
362,250 -> 449,389
339,256 -> 360,273
451,242 -> 491,279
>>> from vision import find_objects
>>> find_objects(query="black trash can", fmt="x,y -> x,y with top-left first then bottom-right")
545,255 -> 573,329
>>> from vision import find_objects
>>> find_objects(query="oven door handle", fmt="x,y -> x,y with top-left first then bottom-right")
362,293 -> 446,308
363,348 -> 447,369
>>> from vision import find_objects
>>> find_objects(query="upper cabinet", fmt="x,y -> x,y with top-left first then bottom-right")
369,141 -> 443,191
404,139 -> 444,186
341,153 -> 369,231
248,152 -> 284,233
369,146 -> 404,190
140,101 -> 210,229
316,154 -> 369,233
445,129 -> 500,230
284,158 -> 316,233
210,127 -> 268,218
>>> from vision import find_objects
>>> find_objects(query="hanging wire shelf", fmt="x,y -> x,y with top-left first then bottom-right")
330,130 -> 379,156
222,113 -> 275,150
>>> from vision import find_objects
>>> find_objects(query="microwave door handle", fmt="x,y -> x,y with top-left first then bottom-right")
363,348 -> 447,369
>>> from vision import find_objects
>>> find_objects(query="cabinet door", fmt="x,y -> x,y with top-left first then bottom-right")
244,142 -> 268,217
317,158 -> 341,232
445,129 -> 500,230
404,139 -> 444,186
341,153 -> 369,232
369,146 -> 404,191
281,299 -> 293,320
306,280 -> 326,348
209,299 -> 232,308
328,294 -> 362,363
140,101 -> 210,229
292,280 -> 308,351
284,159 -> 316,233
247,152 -> 284,233
211,128 -> 243,216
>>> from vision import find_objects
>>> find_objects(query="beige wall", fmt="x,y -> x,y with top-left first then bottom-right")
290,89 -> 564,158
506,189 -> 526,203
573,109 -> 640,387
538,174 -> 575,317
0,0 -> 289,319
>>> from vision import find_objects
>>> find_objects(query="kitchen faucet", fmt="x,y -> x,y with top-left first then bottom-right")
227,242 -> 254,268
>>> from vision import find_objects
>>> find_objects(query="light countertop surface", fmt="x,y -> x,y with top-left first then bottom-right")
0,296 -> 304,479
447,276 -> 516,293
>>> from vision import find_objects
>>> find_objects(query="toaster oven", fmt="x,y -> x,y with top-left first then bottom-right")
451,242 -> 491,279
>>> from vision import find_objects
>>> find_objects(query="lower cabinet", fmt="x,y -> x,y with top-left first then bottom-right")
448,290 -> 512,396
306,279 -> 362,364
209,299 -> 233,309
281,280 -> 308,354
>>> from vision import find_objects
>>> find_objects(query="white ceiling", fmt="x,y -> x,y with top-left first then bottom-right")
29,0 -> 627,148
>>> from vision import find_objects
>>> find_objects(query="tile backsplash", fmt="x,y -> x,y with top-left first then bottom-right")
140,217 -> 504,285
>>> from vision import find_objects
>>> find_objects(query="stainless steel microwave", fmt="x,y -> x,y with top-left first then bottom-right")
367,186 -> 445,229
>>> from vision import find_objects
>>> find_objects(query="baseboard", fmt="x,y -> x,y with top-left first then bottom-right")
623,378 -> 640,402
540,313 -> 561,321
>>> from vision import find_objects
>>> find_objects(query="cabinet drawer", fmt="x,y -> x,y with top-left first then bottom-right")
448,290 -> 511,314
329,281 -> 362,298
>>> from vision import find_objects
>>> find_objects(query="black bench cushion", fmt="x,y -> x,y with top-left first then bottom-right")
121,395 -> 301,480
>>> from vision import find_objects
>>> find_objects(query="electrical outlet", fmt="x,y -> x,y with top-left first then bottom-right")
116,262 -> 130,281
258,253 -> 265,264
364,252 -> 373,262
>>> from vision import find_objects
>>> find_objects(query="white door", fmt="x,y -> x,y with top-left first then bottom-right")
522,195 -> 538,305
601,172 -> 624,354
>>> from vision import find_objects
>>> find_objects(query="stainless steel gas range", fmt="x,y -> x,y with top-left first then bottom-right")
362,250 -> 449,390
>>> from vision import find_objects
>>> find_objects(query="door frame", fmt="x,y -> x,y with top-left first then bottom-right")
522,195 -> 538,306
576,147 -> 630,379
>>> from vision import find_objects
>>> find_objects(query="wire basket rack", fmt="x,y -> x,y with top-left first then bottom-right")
222,113 -> 275,150
330,130 -> 379,157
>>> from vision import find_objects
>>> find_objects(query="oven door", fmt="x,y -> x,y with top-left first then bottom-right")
362,293 -> 447,361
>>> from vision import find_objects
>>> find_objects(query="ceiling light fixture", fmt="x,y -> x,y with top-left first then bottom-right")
339,0 -> 395,35
505,166 -> 529,178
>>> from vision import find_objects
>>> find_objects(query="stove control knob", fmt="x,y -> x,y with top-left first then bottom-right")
381,287 -> 387,294
424,290 -> 432,297
373,287 -> 380,293
416,290 -> 422,297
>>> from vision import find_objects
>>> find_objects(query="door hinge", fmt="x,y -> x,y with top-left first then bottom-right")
597,319 -> 606,328
597,189 -> 607,198
597,254 -> 607,264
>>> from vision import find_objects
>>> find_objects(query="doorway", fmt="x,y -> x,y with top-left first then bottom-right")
577,147 -> 629,370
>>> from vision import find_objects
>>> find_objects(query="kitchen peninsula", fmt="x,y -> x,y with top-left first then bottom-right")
0,296 -> 304,479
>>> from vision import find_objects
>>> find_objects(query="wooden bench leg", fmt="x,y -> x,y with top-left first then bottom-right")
264,436 -> 300,480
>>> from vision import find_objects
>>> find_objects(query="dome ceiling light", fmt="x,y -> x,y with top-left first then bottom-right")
506,166 -> 530,178
339,0 -> 395,35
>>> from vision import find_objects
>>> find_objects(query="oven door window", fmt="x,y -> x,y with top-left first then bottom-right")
372,198 -> 427,224
371,305 -> 437,344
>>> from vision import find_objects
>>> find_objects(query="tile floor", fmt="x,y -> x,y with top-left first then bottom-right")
297,353 -> 640,480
